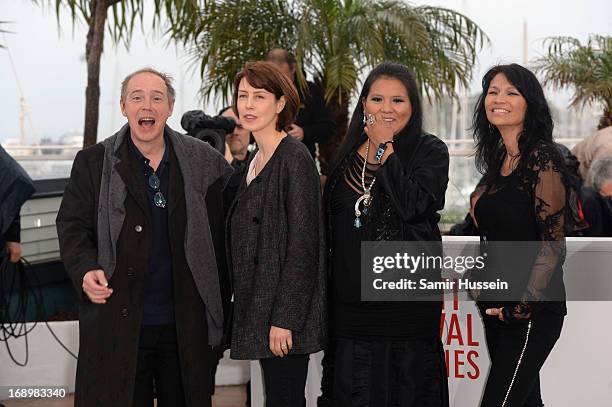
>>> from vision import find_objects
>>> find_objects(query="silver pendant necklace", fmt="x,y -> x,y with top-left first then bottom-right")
354,141 -> 376,228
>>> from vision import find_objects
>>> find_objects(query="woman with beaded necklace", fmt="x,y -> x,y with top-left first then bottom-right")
319,62 -> 450,406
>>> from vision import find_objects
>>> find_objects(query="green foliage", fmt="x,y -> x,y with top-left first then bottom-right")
533,35 -> 612,116
32,0 -> 205,48
170,0 -> 489,106
180,0 -> 297,102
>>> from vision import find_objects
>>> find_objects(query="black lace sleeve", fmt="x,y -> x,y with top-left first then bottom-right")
512,145 -> 568,320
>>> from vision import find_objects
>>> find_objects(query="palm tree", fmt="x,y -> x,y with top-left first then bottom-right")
172,0 -> 489,172
533,35 -> 612,130
33,0 -> 205,148
0,21 -> 10,48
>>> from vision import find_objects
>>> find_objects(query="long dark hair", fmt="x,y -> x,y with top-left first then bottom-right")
473,63 -> 554,181
327,62 -> 423,184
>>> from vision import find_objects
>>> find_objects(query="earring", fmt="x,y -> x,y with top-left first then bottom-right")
363,114 -> 367,125
488,123 -> 495,136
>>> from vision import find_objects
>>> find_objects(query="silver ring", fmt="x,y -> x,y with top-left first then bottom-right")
367,114 -> 375,125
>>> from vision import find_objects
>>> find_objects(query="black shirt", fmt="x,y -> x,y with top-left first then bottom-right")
128,135 -> 174,325
474,144 -> 568,316
295,81 -> 336,159
474,172 -> 540,308
330,152 -> 435,339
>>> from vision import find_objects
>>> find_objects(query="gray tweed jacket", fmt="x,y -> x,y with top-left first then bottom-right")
227,136 -> 327,359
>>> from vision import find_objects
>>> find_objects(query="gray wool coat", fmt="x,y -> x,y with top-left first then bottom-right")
227,136 -> 327,359
56,125 -> 232,406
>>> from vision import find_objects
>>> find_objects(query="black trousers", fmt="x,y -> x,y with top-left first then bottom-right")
259,353 -> 310,407
480,310 -> 564,407
133,324 -> 186,407
317,343 -> 335,407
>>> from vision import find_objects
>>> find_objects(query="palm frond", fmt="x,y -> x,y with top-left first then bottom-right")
175,0 -> 489,108
32,0 -> 205,50
533,35 -> 612,110
0,21 -> 13,48
184,0 -> 297,104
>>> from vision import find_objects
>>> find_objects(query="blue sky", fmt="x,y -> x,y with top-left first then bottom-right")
1,0 -> 610,143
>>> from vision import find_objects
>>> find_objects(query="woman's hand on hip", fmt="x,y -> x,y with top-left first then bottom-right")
269,326 -> 293,357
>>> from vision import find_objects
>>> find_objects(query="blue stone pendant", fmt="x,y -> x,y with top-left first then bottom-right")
154,191 -> 167,208
354,217 -> 362,228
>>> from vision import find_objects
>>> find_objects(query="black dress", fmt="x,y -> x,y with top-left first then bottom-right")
474,142 -> 570,407
325,150 -> 449,407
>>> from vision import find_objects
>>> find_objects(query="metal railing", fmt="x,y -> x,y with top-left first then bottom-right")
2,138 -> 585,158
2,145 -> 80,160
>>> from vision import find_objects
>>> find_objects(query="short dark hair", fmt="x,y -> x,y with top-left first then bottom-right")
232,61 -> 300,131
472,63 -> 554,179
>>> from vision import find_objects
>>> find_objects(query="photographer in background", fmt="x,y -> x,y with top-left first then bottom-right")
265,48 -> 336,164
181,109 -> 235,164
181,109 -> 252,210
219,106 -> 253,208
220,106 -> 252,166
0,145 -> 35,264
0,146 -> 34,407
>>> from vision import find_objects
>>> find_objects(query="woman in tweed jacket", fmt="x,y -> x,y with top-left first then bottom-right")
226,61 -> 327,406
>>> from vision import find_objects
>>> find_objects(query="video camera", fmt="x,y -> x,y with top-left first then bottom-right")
180,110 -> 236,156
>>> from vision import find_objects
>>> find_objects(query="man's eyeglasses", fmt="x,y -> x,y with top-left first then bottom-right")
148,172 -> 167,208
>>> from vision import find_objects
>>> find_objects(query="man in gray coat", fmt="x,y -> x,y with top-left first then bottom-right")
56,68 -> 232,407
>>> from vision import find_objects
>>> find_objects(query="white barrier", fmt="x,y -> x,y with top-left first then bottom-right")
0,322 -> 249,400
251,237 -> 612,406
2,238 -> 611,405
0,321 -> 78,400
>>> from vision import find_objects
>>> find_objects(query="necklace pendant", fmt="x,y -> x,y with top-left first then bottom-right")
354,216 -> 362,228
355,142 -> 376,229
354,195 -> 367,228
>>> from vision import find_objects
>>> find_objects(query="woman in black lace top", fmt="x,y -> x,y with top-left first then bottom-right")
318,62 -> 450,407
471,64 -> 582,407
